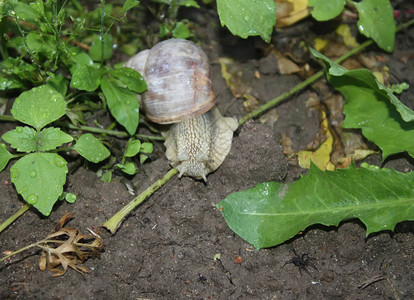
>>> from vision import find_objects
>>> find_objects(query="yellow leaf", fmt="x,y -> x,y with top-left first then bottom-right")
336,24 -> 359,48
276,0 -> 310,28
313,38 -> 329,52
297,110 -> 335,171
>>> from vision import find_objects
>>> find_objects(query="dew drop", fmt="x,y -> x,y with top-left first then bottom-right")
20,185 -> 28,194
30,170 -> 37,178
244,16 -> 249,21
54,156 -> 66,167
16,127 -> 23,133
27,194 -> 38,205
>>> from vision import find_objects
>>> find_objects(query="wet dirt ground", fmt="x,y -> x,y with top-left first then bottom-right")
1,3 -> 414,299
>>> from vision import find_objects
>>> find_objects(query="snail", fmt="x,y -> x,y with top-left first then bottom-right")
125,39 -> 238,181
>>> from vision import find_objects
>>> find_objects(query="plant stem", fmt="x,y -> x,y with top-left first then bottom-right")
0,241 -> 39,263
102,168 -> 178,233
0,204 -> 31,234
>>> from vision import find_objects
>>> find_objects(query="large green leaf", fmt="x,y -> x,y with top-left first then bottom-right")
217,163 -> 414,249
308,0 -> 345,21
217,0 -> 276,42
11,85 -> 67,131
100,75 -> 139,135
311,49 -> 414,159
10,153 -> 68,216
354,0 -> 395,52
73,133 -> 110,163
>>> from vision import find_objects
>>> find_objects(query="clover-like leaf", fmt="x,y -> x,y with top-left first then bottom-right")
10,153 -> 68,216
73,133 -> 110,163
11,85 -> 66,130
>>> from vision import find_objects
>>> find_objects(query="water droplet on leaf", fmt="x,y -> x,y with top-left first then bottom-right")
16,127 -> 23,133
30,170 -> 37,178
54,156 -> 66,167
27,194 -> 38,205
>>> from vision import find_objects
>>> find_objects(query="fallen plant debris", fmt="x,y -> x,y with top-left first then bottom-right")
1,213 -> 104,277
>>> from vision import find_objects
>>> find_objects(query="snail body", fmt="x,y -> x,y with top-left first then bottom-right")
125,39 -> 237,181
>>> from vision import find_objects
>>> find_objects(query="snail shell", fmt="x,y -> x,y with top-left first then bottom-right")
125,39 -> 238,181
124,39 -> 215,124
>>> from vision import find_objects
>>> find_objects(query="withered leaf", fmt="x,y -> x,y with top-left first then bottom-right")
38,213 -> 104,277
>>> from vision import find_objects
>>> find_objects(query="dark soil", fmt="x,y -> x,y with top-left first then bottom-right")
1,4 -> 414,299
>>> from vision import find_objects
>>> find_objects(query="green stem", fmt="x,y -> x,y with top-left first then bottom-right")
0,241 -> 39,263
102,168 -> 178,233
0,204 -> 31,234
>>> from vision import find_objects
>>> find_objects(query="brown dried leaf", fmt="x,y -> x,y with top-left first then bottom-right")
38,213 -> 104,277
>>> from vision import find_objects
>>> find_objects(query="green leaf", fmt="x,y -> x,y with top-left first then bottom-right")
100,76 -> 139,135
217,0 -> 276,42
124,139 -> 141,157
172,21 -> 192,39
46,73 -> 68,96
10,153 -> 68,216
120,0 -> 140,14
311,49 -> 414,122
217,163 -> 414,249
151,0 -> 200,8
70,64 -> 103,92
108,68 -> 147,93
70,52 -> 94,66
140,142 -> 153,153
308,0 -> 345,21
37,127 -> 73,151
65,192 -> 77,204
73,133 -> 110,163
89,34 -> 114,61
115,162 -> 137,175
2,126 -> 37,152
354,0 -> 396,52
311,48 -> 414,159
0,75 -> 24,90
11,85 -> 66,131
101,170 -> 112,183
12,1 -> 40,21
26,32 -> 56,56
0,144 -> 14,172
